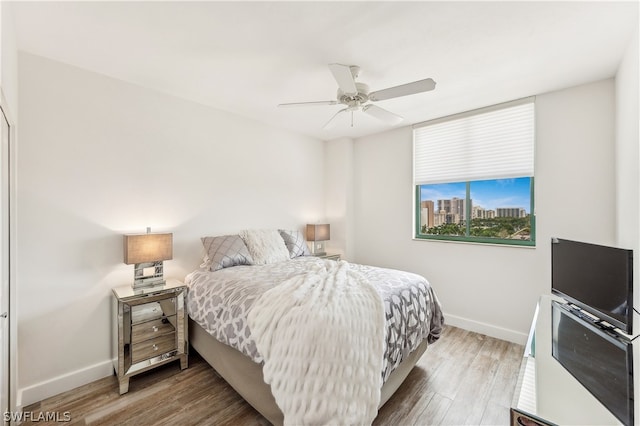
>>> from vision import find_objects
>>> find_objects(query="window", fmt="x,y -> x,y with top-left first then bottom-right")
413,98 -> 535,246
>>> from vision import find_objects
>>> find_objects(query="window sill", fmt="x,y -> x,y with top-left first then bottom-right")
413,236 -> 536,248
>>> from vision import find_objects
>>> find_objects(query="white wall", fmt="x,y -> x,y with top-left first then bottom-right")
324,138 -> 354,260
16,52 -> 325,406
345,79 -> 616,344
1,2 -> 17,114
614,22 -> 639,424
616,23 -> 639,330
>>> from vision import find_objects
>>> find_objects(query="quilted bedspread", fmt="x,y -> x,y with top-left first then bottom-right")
185,256 -> 444,382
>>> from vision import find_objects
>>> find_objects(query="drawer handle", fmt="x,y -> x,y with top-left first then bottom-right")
152,344 -> 158,351
152,326 -> 158,332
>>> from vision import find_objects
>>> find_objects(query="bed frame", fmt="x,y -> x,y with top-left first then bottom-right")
189,318 -> 428,425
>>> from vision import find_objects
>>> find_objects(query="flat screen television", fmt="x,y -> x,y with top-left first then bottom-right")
552,302 -> 634,426
551,237 -> 633,335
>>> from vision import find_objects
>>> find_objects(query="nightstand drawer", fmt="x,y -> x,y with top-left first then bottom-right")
131,332 -> 176,363
131,298 -> 176,324
132,316 -> 175,342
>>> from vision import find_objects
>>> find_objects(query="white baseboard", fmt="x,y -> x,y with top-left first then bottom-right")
17,359 -> 113,410
444,312 -> 528,345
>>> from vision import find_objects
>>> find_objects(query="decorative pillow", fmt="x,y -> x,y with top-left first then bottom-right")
200,235 -> 254,271
279,229 -> 311,258
239,229 -> 290,265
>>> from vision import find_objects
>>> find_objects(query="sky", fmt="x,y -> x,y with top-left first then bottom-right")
420,177 -> 531,212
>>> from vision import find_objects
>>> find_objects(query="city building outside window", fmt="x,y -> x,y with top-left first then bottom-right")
413,98 -> 535,246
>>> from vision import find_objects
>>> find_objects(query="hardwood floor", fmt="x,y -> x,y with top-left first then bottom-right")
23,326 -> 523,425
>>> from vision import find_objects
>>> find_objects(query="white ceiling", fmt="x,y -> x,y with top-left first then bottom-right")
11,1 -> 639,141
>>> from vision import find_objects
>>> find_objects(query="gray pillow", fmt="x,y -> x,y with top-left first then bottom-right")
278,229 -> 311,258
201,235 -> 254,271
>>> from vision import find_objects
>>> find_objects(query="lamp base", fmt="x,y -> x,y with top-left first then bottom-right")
309,241 -> 326,256
132,261 -> 166,290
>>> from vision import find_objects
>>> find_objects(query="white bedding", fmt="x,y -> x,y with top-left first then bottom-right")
185,256 -> 444,382
248,259 -> 386,425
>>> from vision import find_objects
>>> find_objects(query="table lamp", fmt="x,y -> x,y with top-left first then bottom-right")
123,228 -> 173,289
306,224 -> 330,256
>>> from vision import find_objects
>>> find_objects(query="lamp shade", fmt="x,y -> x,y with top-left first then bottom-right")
306,224 -> 330,242
123,233 -> 173,265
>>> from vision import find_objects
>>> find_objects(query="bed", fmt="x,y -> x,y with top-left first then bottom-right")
184,230 -> 444,425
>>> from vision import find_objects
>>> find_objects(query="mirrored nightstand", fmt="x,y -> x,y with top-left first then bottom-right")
315,253 -> 341,261
112,279 -> 188,394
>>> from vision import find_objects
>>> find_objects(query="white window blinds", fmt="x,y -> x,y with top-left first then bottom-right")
413,98 -> 534,185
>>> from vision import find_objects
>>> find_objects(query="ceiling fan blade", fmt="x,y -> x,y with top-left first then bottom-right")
328,63 -> 357,95
369,78 -> 436,102
323,108 -> 348,130
362,104 -> 403,125
278,100 -> 338,107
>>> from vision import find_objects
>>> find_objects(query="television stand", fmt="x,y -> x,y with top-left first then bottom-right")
510,295 -> 632,426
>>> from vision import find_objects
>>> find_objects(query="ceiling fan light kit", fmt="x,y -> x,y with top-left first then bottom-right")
279,63 -> 436,130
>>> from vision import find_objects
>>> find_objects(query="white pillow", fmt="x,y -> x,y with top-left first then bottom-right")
239,229 -> 290,265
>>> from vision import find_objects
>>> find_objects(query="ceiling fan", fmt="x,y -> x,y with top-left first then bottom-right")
278,63 -> 436,129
